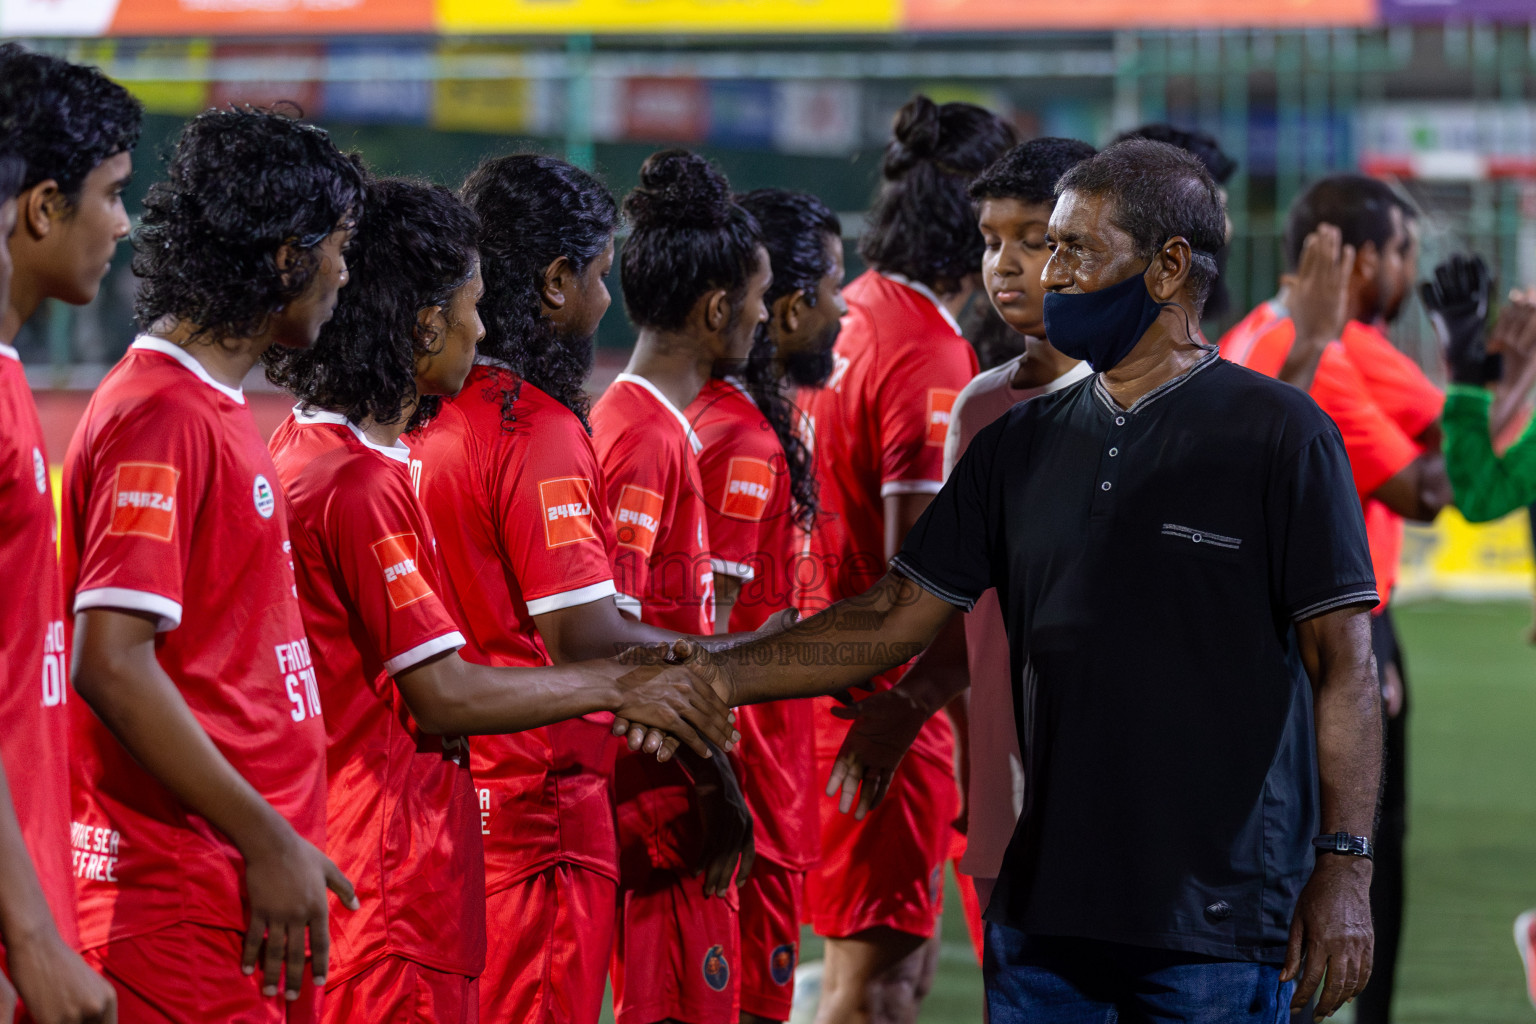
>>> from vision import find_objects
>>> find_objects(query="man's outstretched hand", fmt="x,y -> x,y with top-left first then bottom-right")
610,639 -> 739,762
1282,857 -> 1374,1021
824,686 -> 931,820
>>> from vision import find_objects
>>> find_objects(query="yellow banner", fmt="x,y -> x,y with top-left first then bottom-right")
437,0 -> 897,34
431,43 -> 534,133
1399,509 -> 1535,601
74,40 -> 211,116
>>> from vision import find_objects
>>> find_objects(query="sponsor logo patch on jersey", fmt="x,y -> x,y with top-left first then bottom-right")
925,388 -> 959,447
253,474 -> 276,519
720,456 -> 774,521
614,484 -> 664,557
32,448 -> 46,494
538,476 -> 598,549
769,943 -> 796,986
108,462 -> 181,541
702,944 -> 731,992
371,532 -> 434,609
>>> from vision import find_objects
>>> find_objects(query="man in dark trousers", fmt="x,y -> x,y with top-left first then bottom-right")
651,139 -> 1385,1023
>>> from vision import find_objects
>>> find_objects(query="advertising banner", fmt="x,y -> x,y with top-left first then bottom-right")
437,0 -> 897,35
901,0 -> 1372,30
1380,0 -> 1536,23
0,0 -> 432,37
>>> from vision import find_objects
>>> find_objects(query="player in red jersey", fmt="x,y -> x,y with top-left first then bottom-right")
823,139 -> 1097,979
0,46 -> 139,1024
62,109 -> 365,1024
794,95 -> 1012,1024
264,177 -> 740,1024
690,187 -> 846,1024
422,154 -> 771,1024
591,150 -> 771,1024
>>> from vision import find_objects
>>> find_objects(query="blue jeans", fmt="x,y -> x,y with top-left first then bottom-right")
983,923 -> 1296,1024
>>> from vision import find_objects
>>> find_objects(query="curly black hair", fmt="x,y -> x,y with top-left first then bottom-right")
0,43 -> 141,202
132,106 -> 366,344
265,177 -> 479,434
735,188 -> 842,531
460,154 -> 618,433
970,137 -> 1096,207
859,95 -> 1017,293
621,149 -> 762,332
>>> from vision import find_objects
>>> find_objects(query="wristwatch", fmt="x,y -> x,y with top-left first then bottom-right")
1312,832 -> 1373,859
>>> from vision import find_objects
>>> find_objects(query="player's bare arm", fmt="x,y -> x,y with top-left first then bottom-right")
72,607 -> 357,1002
0,755 -> 116,1024
1283,605 -> 1382,1021
390,646 -> 738,758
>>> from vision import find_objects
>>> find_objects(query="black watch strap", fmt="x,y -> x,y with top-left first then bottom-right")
1312,831 -> 1373,859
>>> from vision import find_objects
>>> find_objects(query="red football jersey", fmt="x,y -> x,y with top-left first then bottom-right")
687,377 -> 818,872
797,271 -> 977,770
62,337 -> 326,950
413,364 -> 623,894
0,343 -> 77,953
1215,298 -> 1285,368
592,373 -> 720,876
591,373 -> 714,636
268,408 -> 484,985
1340,320 -> 1444,442
1340,321 -> 1444,610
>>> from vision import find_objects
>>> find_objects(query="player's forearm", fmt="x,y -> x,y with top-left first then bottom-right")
714,573 -> 952,706
1304,609 -> 1383,841
0,756 -> 64,947
399,654 -> 629,736
889,613 -> 970,716
72,614 -> 295,860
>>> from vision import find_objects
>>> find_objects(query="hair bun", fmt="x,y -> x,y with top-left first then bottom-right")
887,95 -> 942,173
625,149 -> 732,230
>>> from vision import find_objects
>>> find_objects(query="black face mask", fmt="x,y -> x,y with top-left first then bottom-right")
1041,252 -> 1216,373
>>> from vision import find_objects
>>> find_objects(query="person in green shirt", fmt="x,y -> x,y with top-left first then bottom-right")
1424,254 -> 1536,522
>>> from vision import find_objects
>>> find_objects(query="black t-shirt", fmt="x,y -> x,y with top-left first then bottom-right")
893,354 -> 1377,962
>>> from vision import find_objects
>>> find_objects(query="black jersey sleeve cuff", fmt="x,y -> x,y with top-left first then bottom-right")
1290,585 -> 1380,623
889,553 -> 979,613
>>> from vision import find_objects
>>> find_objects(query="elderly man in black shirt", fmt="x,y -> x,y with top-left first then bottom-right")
640,139 -> 1382,1024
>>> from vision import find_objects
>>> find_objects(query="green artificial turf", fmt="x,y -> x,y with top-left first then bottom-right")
601,600 -> 1536,1023
1391,599 -> 1536,1024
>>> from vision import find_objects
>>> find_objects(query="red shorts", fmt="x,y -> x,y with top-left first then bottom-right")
737,862 -> 804,1021
322,955 -> 475,1023
612,869 -> 739,1024
81,922 -> 319,1023
480,864 -> 614,1024
806,750 -> 957,940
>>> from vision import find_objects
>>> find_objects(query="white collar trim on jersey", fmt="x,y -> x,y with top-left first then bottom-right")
292,404 -> 412,465
0,342 -> 18,362
879,272 -> 965,337
474,355 -> 514,371
1044,360 -> 1094,394
722,375 -> 753,401
131,335 -> 246,404
613,372 -> 703,454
